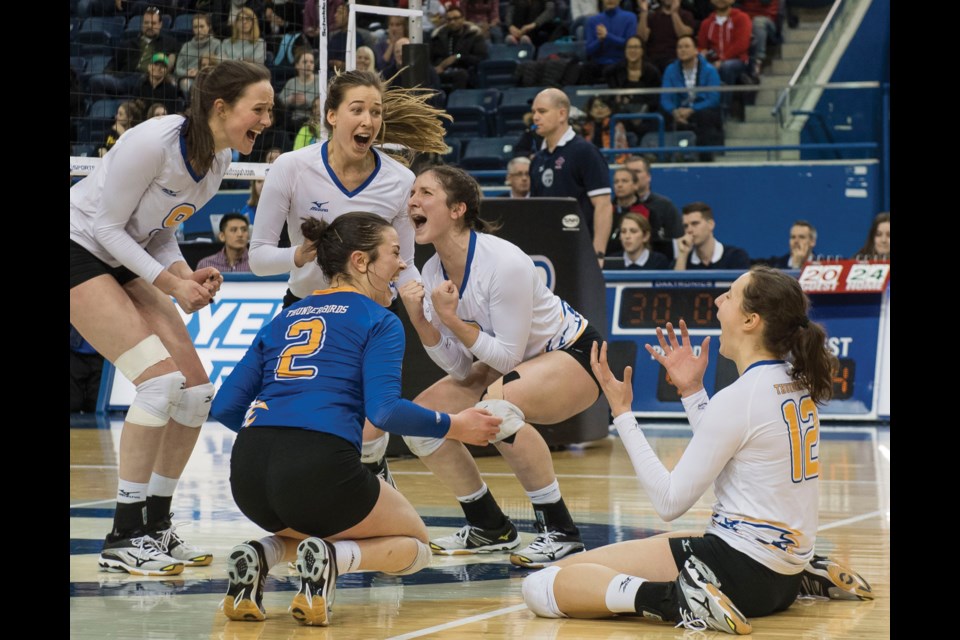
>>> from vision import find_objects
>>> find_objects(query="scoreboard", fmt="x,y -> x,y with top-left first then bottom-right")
604,267 -> 890,420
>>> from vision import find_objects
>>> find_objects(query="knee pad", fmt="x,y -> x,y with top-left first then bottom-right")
386,540 -> 432,576
169,382 -> 214,428
476,399 -> 527,444
360,433 -> 389,464
522,566 -> 566,618
403,435 -> 445,458
126,371 -> 186,428
114,335 -> 171,382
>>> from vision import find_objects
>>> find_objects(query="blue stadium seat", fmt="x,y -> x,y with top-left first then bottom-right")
459,136 -> 518,172
124,13 -> 172,36
442,138 -> 462,164
486,43 -> 535,62
478,46 -> 533,90
640,131 -> 698,163
70,56 -> 88,75
536,40 -> 585,62
444,88 -> 501,138
72,144 -> 97,158
84,55 -> 113,76
89,98 -> 123,119
80,16 -> 126,40
564,84 -> 609,112
496,86 -> 543,136
172,13 -> 196,44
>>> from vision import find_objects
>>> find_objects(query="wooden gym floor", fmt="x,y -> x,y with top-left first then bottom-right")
70,416 -> 889,639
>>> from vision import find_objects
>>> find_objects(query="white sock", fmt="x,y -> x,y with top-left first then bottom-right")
605,574 -> 645,613
146,472 -> 179,497
457,482 -> 488,503
258,535 -> 285,570
117,479 -> 148,504
333,540 -> 362,574
525,479 -> 562,504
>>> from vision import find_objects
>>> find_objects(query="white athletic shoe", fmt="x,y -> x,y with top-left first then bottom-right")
151,519 -> 213,566
674,556 -> 752,635
222,541 -> 268,622
98,534 -> 184,577
429,520 -> 521,555
290,537 -> 338,626
509,529 -> 585,568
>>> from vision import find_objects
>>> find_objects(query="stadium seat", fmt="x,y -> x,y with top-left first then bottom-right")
172,13 -> 196,44
441,138 -> 462,164
536,40 -> 586,62
89,98 -> 123,120
640,131 -> 698,163
496,86 -> 543,136
444,88 -> 501,138
564,84 -> 609,112
459,136 -> 518,171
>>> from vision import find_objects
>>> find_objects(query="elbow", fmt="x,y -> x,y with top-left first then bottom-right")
656,506 -> 684,522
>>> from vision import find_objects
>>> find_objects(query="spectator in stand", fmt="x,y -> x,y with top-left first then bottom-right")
586,0 -> 639,70
282,48 -> 320,132
174,13 -> 222,98
637,0 -> 696,72
674,201 -> 751,270
375,15 -> 409,71
623,155 -> 683,257
241,147 -> 282,224
294,97 -> 323,149
512,111 -> 543,159
853,212 -> 890,260
606,212 -> 672,269
465,0 -> 504,43
739,0 -> 781,77
660,35 -> 724,161
355,46 -> 377,73
99,100 -> 144,157
504,0 -> 558,48
505,156 -> 532,198
197,213 -> 252,273
429,2 -> 489,91
602,35 -> 663,141
220,6 -> 267,64
424,0 -> 447,37
752,220 -> 817,269
302,0 -> 322,48
116,5 -> 179,73
580,95 -> 630,164
135,53 -> 184,115
146,102 -> 168,118
530,88 -> 613,265
697,0 -> 754,112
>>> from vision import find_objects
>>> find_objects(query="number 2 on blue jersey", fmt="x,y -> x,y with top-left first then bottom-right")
275,317 -> 327,380
782,396 -> 819,483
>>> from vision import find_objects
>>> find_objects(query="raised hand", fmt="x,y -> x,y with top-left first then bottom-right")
431,280 -> 459,322
644,319 -> 709,397
398,280 -> 427,322
590,341 -> 634,416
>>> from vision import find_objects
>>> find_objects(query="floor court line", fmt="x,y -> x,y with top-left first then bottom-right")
384,604 -> 528,640
817,509 -> 884,532
70,498 -> 117,508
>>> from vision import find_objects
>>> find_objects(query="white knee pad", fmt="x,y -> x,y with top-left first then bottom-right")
403,435 -> 445,458
522,566 -> 567,618
360,433 -> 389,464
114,335 -> 171,382
126,371 -> 186,428
169,382 -> 215,428
386,540 -> 432,576
476,399 -> 527,443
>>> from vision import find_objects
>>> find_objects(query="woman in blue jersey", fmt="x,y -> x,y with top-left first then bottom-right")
521,266 -> 873,635
398,166 -> 604,569
70,60 -> 274,577
249,69 -> 450,484
212,213 -> 502,627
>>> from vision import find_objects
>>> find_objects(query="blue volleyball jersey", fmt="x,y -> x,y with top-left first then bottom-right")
212,287 -> 450,450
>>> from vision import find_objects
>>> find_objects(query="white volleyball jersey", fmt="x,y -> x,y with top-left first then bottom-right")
249,141 -> 419,299
420,231 -> 588,379
70,115 -> 232,284
613,360 -> 819,575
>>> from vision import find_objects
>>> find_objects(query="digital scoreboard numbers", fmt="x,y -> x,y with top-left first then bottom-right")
617,286 -> 723,330
799,260 -> 890,294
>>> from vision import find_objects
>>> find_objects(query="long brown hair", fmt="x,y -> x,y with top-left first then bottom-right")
418,165 -> 501,234
325,69 -> 451,164
741,265 -> 838,405
855,212 -> 890,259
183,60 -> 271,176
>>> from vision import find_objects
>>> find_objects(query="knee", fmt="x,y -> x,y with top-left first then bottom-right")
384,539 -> 432,576
127,371 -> 186,428
522,566 -> 567,618
403,435 -> 445,458
169,382 -> 215,428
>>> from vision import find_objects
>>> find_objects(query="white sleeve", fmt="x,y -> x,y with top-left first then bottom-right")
681,388 -> 710,433
92,136 -> 168,284
612,387 -> 749,522
248,155 -> 299,275
144,230 -> 185,270
391,191 -> 422,287
424,334 -> 474,380
467,254 -> 533,374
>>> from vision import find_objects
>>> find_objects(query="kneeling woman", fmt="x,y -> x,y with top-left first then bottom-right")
212,213 -> 501,626
399,166 -> 604,568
